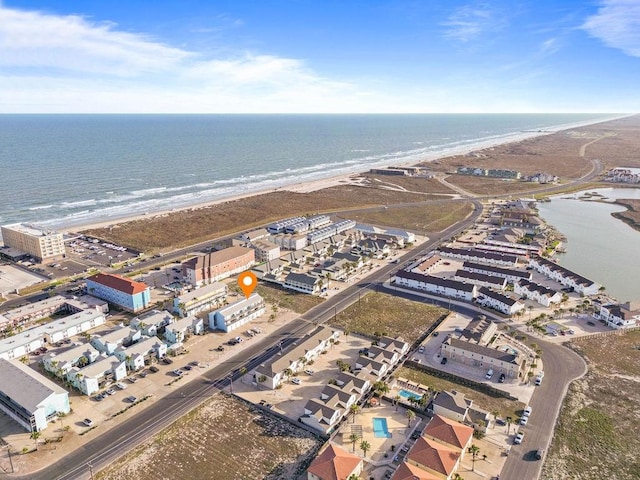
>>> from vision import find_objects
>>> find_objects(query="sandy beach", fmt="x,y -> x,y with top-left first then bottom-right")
66,115 -> 628,235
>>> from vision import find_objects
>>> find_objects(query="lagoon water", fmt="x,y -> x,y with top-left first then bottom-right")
537,188 -> 640,302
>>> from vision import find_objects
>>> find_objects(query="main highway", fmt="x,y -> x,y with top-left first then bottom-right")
6,151 -> 602,479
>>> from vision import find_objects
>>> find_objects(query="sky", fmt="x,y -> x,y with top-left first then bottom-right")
0,0 -> 639,113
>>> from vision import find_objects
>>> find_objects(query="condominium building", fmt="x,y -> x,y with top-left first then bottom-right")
1,223 -> 66,261
85,273 -> 151,312
208,294 -> 265,332
182,246 -> 255,287
172,282 -> 227,317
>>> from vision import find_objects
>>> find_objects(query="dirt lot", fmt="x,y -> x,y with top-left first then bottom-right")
96,394 -> 323,480
541,330 -> 640,480
329,292 -> 447,345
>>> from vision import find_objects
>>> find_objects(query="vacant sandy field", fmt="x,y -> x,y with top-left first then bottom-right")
541,330 -> 640,480
96,394 -> 322,480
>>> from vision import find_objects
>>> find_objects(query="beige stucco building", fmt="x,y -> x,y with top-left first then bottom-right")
1,223 -> 66,261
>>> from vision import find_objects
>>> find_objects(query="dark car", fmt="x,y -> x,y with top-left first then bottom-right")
535,448 -> 545,460
441,357 -> 448,365
162,357 -> 174,365
499,373 -> 506,383
149,366 -> 160,373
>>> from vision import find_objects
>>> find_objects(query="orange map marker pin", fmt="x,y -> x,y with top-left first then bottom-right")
238,271 -> 257,298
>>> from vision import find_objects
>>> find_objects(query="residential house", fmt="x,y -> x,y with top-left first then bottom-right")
251,239 -> 281,262
413,255 -> 443,275
130,309 -> 174,337
598,301 -> 640,329
438,247 -> 518,267
334,371 -> 371,396
422,414 -> 474,451
283,272 -> 325,295
378,336 -> 410,356
164,316 -> 204,344
354,356 -> 388,378
301,399 -> 343,435
182,246 -> 255,287
514,279 -> 562,307
113,336 -> 167,371
391,462 -> 441,480
267,216 -> 307,234
307,444 -> 363,480
43,343 -> 100,378
254,328 -> 340,389
172,282 -> 227,317
0,358 -> 70,432
431,390 -> 473,423
236,228 -> 270,244
85,273 -> 151,312
454,270 -> 507,290
461,261 -> 532,284
441,337 -> 525,379
91,327 -> 141,355
208,294 -> 265,332
393,271 -> 477,301
475,287 -> 525,316
528,255 -> 600,295
405,437 -> 461,479
68,355 -> 127,395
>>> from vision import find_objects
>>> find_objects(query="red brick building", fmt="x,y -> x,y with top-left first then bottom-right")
182,247 -> 255,287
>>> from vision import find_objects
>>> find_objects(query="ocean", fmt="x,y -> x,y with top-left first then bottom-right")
0,113 -> 617,232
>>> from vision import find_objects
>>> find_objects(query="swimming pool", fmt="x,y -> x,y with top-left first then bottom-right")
398,389 -> 423,401
373,417 -> 392,438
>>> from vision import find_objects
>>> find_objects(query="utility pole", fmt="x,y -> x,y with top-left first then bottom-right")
87,462 -> 94,480
228,374 -> 233,394
7,445 -> 14,473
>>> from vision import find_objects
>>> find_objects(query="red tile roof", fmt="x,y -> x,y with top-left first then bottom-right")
422,414 -> 474,449
307,444 -> 362,480
406,437 -> 460,476
88,273 -> 148,295
391,462 -> 441,480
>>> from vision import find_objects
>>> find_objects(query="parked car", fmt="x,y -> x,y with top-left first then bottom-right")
106,388 -> 116,395
441,357 -> 448,365
116,382 -> 127,390
418,346 -> 425,353
183,365 -> 193,371
126,396 -> 137,403
520,416 -> 529,426
216,345 -> 225,351
535,448 -> 545,460
523,405 -> 532,417
535,375 -> 543,386
291,377 -> 301,385
173,369 -> 184,376
190,361 -> 200,367
514,432 -> 524,444
485,369 -> 494,379
93,394 -> 104,402
499,373 -> 506,383
162,357 -> 174,365
149,366 -> 160,373
304,369 -> 315,376
432,331 -> 439,337
128,376 -> 138,383
83,418 -> 94,427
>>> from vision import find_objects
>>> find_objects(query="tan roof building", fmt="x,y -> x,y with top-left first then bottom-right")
406,437 -> 461,478
307,444 -> 363,480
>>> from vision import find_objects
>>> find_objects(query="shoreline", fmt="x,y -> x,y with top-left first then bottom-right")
63,115 -> 626,234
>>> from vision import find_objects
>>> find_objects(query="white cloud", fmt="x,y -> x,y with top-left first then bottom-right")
442,4 -> 505,42
582,0 -> 640,57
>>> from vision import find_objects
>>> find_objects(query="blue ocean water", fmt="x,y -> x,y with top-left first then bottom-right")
0,114 -> 615,231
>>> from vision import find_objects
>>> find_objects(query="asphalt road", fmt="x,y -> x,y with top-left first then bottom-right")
3,155 -> 602,479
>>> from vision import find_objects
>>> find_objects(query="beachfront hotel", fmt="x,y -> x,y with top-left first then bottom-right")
0,223 -> 66,261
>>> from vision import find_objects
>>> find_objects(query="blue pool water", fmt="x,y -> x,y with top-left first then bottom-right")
373,417 -> 391,438
398,389 -> 423,401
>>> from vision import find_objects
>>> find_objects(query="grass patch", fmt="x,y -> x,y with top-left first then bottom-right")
96,394 -> 323,480
328,292 -> 447,344
395,366 -> 524,421
345,201 -> 473,233
227,281 -> 325,315
541,330 -> 640,480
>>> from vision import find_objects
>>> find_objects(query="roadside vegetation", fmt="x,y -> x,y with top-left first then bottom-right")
541,331 -> 640,480
96,394 -> 322,480
255,283 -> 325,314
328,292 -> 446,344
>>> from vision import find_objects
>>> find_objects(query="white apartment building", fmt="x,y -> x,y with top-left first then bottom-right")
528,255 -> 600,295
1,223 -> 66,261
393,270 -> 477,301
514,279 -> 562,307
68,356 -> 127,395
172,282 -> 227,317
208,294 -> 265,332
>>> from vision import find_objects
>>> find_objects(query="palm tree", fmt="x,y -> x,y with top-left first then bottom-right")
360,439 -> 371,458
349,433 -> 360,452
452,474 -> 465,480
394,394 -> 401,411
347,474 -> 360,480
373,381 -> 390,405
30,431 -> 41,451
350,404 -> 360,423
491,410 -> 500,426
506,416 -> 513,435
257,375 -> 267,390
470,444 -> 480,471
406,409 -> 416,427
284,368 -> 293,382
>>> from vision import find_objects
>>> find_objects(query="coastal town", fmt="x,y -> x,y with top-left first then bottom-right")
1,121 -> 640,480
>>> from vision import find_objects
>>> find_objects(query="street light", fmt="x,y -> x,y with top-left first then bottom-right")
228,374 -> 234,394
87,461 -> 94,480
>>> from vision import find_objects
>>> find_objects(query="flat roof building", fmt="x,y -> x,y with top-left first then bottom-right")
1,223 -> 66,261
0,358 -> 70,432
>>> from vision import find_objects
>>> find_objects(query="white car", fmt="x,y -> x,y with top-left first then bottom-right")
304,369 -> 315,376
520,416 -> 529,426
523,405 -> 532,417
418,346 -> 425,353
485,369 -> 494,379
514,432 -> 524,444
291,377 -> 301,385
83,418 -> 94,427
115,382 -> 127,390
